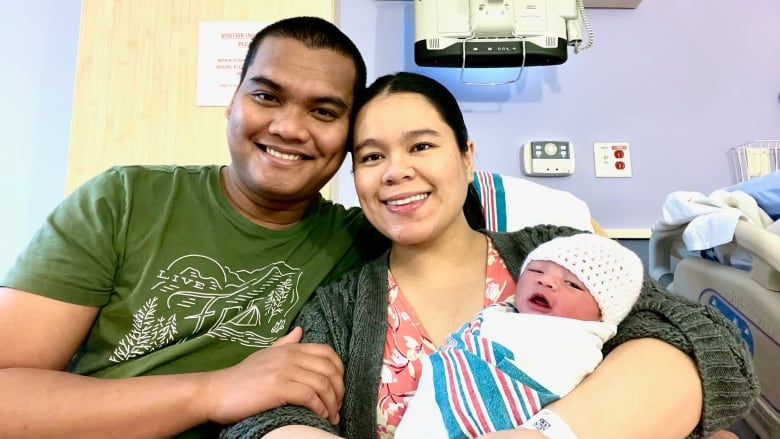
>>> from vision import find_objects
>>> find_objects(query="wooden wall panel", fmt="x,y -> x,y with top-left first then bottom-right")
66,0 -> 335,195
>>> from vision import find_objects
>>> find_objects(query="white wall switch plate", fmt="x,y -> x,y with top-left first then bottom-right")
593,142 -> 632,178
522,141 -> 575,176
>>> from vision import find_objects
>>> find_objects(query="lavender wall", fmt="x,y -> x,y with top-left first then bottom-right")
336,0 -> 780,231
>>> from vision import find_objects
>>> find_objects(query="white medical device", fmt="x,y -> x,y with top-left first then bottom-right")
522,141 -> 575,176
414,0 -> 593,70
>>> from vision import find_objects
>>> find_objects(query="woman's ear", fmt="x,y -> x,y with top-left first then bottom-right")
465,140 -> 475,181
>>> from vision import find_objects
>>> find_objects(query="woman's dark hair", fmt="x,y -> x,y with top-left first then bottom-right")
351,72 -> 486,230
240,16 -> 367,103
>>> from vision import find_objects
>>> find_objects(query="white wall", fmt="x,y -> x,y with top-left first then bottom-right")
0,1 -> 81,274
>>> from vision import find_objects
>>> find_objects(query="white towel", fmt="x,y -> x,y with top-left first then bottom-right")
655,190 -> 773,251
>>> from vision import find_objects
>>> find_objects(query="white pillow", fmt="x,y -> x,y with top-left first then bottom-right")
473,170 -> 594,233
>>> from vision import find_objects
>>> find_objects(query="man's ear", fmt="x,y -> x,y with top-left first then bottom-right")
225,101 -> 233,119
225,87 -> 240,119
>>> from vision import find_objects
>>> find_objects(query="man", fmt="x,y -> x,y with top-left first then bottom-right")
0,16 -> 380,438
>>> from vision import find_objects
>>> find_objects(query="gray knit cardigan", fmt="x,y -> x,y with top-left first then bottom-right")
221,225 -> 758,439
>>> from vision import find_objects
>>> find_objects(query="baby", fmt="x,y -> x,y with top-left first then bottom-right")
395,233 -> 644,438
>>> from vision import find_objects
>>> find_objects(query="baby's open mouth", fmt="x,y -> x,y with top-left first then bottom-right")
529,293 -> 550,309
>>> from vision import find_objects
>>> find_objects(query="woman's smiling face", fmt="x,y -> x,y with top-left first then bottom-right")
351,92 -> 474,246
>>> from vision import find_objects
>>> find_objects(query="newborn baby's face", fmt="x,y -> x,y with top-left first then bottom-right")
513,260 -> 601,322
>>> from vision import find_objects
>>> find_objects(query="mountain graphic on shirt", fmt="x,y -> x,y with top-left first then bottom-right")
110,256 -> 302,361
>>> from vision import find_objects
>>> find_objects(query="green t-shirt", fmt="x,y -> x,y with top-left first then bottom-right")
2,165 -> 380,437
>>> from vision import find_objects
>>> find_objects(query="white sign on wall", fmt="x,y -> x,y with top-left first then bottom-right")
196,21 -> 269,107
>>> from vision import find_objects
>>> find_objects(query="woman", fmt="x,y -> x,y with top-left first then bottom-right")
222,72 -> 757,439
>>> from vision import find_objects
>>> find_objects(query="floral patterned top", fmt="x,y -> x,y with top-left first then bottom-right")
376,237 -> 517,438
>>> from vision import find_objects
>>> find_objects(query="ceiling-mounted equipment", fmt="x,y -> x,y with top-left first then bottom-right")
414,0 -> 593,69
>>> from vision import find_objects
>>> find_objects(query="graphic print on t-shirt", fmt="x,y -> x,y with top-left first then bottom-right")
109,254 -> 301,362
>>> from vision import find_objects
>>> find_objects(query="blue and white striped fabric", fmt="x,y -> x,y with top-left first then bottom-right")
473,170 -> 507,232
429,304 -> 559,437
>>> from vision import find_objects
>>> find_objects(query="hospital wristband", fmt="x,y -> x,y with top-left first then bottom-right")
521,408 -> 579,439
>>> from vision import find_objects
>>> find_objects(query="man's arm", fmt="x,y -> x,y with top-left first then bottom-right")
221,265 -> 366,439
0,288 -> 344,439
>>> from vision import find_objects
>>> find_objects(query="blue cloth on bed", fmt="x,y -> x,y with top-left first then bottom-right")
725,171 -> 780,220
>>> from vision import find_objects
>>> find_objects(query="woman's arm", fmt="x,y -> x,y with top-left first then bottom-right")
602,284 -> 758,437
529,285 -> 758,439
479,338 -> 701,439
262,425 -> 342,438
490,227 -> 758,438
545,338 -> 702,439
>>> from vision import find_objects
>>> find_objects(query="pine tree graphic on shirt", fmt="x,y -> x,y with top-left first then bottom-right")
109,297 -> 177,362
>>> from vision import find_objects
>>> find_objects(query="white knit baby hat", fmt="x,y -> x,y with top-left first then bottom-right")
520,233 -> 644,327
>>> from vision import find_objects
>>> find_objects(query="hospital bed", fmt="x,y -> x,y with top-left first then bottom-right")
648,175 -> 780,439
